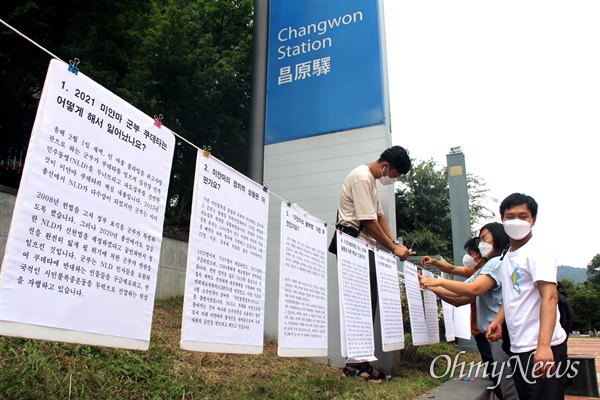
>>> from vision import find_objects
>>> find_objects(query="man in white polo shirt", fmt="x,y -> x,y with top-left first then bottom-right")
487,193 -> 568,399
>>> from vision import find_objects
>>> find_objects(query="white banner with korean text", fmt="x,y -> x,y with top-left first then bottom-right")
181,152 -> 269,354
403,261 -> 430,346
277,202 -> 328,357
374,250 -> 404,351
422,269 -> 440,344
441,300 -> 456,342
336,233 -> 376,362
0,59 -> 174,350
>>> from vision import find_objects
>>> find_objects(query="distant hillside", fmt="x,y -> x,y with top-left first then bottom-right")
558,265 -> 588,283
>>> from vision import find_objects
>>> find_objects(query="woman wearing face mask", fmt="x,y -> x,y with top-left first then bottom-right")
419,222 -> 518,400
421,237 -> 485,277
421,237 -> 493,378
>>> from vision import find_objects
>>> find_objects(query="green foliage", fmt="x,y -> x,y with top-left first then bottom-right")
581,254 -> 600,331
586,254 -> 600,285
569,283 -> 600,331
0,0 -> 254,235
396,159 -> 452,260
395,334 -> 480,380
0,297 -> 472,400
559,254 -> 600,331
126,0 -> 254,235
395,159 -> 493,261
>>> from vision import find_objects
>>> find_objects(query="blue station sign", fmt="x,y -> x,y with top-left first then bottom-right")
265,0 -> 387,145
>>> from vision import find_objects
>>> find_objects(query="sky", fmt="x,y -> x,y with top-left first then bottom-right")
382,0 -> 600,269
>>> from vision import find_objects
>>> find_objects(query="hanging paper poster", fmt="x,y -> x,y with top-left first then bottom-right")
277,202 -> 328,357
422,270 -> 440,344
0,59 -> 175,350
453,304 -> 472,340
374,250 -> 404,351
403,261 -> 429,346
181,153 -> 269,354
441,300 -> 456,342
336,233 -> 375,362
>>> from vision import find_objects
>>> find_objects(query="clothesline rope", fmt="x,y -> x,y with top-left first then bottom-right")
1,18 -> 443,279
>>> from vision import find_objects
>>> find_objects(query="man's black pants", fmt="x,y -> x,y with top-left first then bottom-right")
511,341 -> 568,400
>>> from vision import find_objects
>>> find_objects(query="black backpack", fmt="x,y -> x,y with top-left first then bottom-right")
556,282 -> 574,335
500,246 -> 574,354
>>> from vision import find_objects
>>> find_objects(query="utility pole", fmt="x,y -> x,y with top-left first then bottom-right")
247,0 -> 269,183
446,146 -> 471,269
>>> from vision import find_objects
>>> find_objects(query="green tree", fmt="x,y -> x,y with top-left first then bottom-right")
395,158 -> 494,261
122,0 -> 254,234
0,0 -> 254,235
586,254 -> 600,285
570,284 -> 600,331
566,254 -> 600,332
0,0 -> 96,188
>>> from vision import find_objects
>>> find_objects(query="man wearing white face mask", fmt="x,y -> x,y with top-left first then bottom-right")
335,145 -> 411,382
336,145 -> 412,260
487,193 -> 568,400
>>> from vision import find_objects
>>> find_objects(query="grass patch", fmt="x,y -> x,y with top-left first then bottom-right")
1,297 -> 479,399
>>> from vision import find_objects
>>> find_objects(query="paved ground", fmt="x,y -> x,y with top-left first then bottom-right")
566,336 -> 600,400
